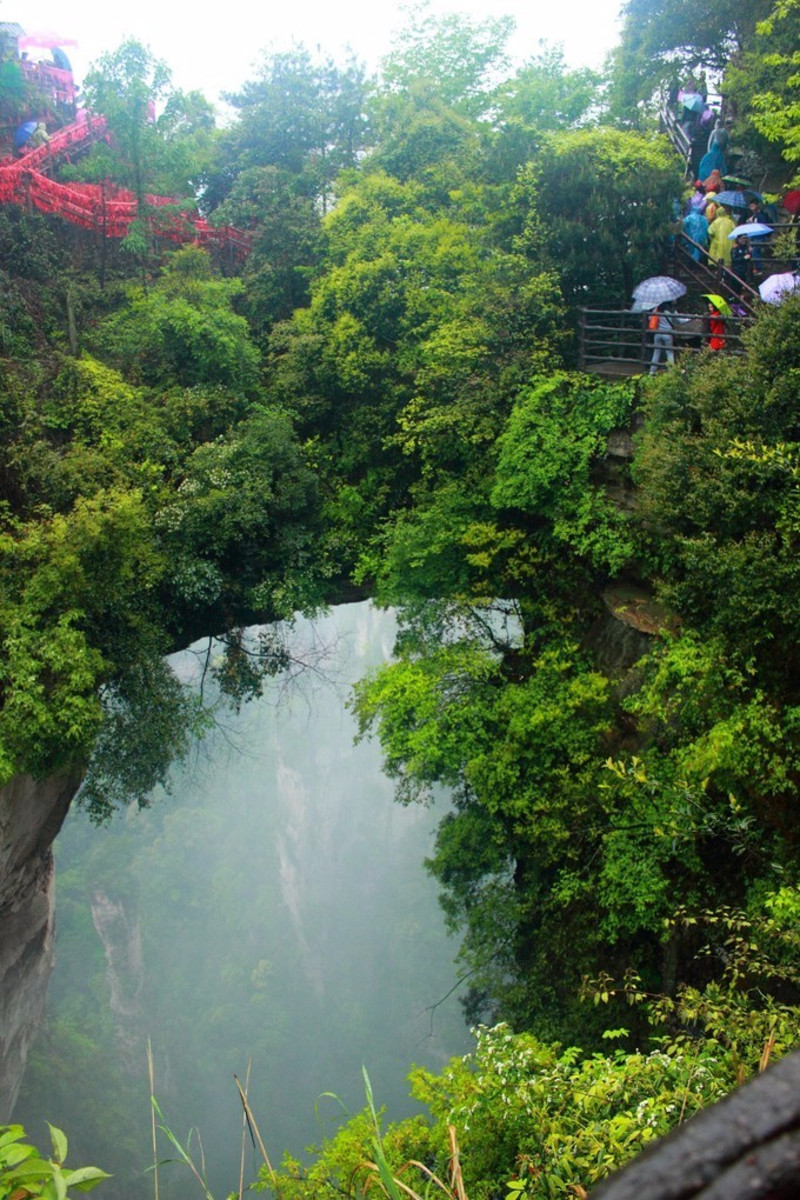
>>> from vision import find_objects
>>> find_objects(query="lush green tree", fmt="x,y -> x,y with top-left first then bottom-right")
265,956 -> 799,1200
723,0 -> 800,182
210,166 -> 323,337
516,128 -> 682,312
608,0 -> 772,116
82,39 -> 173,207
489,44 -> 602,179
378,2 -> 514,117
367,6 -> 513,190
352,305 -> 798,1041
268,170 -> 564,577
92,246 -> 261,391
207,47 -> 368,211
633,295 -> 800,698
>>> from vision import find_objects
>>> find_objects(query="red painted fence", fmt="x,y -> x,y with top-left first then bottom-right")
0,114 -> 252,257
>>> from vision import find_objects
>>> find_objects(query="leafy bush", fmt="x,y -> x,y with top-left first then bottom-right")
0,1122 -> 108,1199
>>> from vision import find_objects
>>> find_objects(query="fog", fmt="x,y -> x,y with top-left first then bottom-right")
15,603 -> 470,1198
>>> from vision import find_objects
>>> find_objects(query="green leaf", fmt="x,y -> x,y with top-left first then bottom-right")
48,1123 -> 68,1164
63,1166 -> 113,1191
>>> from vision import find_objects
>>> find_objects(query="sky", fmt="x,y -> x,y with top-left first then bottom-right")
4,0 -> 624,110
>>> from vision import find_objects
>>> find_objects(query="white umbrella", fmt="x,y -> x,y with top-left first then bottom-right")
759,272 -> 800,304
631,276 -> 687,308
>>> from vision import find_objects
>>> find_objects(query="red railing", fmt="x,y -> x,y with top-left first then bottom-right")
19,60 -> 76,107
0,114 -> 253,258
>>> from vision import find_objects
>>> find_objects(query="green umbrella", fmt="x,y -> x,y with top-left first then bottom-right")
702,293 -> 732,316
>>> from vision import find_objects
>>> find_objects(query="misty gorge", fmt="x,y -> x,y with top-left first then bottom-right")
12,604 -> 471,1198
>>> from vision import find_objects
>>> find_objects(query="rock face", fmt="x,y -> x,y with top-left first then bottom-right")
90,889 -> 144,1071
593,1051 -> 800,1199
0,771 -> 82,1118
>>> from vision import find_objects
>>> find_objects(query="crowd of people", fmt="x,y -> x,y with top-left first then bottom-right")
681,187 -> 776,297
647,295 -> 734,372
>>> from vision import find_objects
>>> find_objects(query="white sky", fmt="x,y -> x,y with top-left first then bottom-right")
5,0 -> 624,111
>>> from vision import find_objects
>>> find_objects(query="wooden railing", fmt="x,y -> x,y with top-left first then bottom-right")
675,235 -> 761,313
578,308 -> 752,376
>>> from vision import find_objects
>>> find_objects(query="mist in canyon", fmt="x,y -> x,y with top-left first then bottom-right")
14,603 -> 471,1198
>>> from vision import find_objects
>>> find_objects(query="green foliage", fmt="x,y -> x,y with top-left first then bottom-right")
493,373 -> 636,574
80,39 -> 217,203
633,296 -> 800,698
489,45 -> 602,179
516,129 -> 681,311
724,0 -> 800,182
208,46 -> 368,211
609,0 -> 772,114
78,655 -> 209,822
0,1122 -> 109,1198
266,1007 -> 796,1200
82,39 -> 171,204
93,248 -> 261,391
269,167 -> 564,577
211,166 -> 322,336
379,3 -> 514,117
0,58 -> 27,123
0,488 -> 164,781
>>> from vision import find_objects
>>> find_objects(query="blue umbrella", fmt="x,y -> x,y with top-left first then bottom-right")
13,121 -> 37,150
728,222 -> 772,238
681,91 -> 705,113
716,190 -> 749,209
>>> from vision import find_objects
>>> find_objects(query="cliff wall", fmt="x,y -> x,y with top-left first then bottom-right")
0,770 -> 82,1117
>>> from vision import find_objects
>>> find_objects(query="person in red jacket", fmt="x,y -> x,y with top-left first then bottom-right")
707,301 -> 726,350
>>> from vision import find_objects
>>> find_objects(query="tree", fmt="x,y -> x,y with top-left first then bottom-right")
92,246 -> 261,391
723,0 -> 800,182
206,46 -> 368,212
209,166 -> 323,337
82,40 -> 173,210
608,0 -> 773,116
267,170 -> 564,576
516,128 -> 681,312
378,2 -> 514,117
489,44 -> 602,179
352,303 -> 799,1039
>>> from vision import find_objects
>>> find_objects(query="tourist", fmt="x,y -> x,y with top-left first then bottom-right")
683,207 -> 709,260
648,304 -> 676,373
729,232 -> 754,294
707,301 -> 726,350
708,206 -> 736,266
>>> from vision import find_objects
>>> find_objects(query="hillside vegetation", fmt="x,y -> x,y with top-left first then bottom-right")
1,3 -> 798,1196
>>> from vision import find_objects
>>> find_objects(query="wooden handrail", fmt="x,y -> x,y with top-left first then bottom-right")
676,236 -> 760,313
578,307 -> 752,375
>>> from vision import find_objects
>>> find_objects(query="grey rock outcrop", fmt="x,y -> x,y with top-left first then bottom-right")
0,770 -> 82,1117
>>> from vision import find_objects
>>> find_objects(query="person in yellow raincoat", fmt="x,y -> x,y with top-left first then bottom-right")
707,206 -> 736,267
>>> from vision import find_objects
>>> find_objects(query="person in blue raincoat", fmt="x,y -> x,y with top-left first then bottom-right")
682,207 -> 709,261
697,140 -> 727,182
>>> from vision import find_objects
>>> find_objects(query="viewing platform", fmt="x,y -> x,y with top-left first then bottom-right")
578,307 -> 752,377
